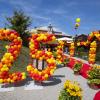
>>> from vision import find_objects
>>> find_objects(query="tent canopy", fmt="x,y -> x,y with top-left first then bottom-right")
57,37 -> 73,43
57,37 -> 73,41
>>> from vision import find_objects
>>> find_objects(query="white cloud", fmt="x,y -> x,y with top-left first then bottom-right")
1,0 -> 50,21
31,14 -> 50,20
52,9 -> 67,15
41,8 -> 68,17
8,0 -> 37,11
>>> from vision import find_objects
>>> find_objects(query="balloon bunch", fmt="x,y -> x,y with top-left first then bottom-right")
56,40 -> 64,64
0,29 -> 26,83
27,33 -> 56,81
69,42 -> 75,57
88,41 -> 97,64
75,18 -> 81,29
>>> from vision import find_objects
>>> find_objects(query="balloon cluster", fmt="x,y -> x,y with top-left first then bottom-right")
69,42 -> 75,57
56,40 -> 65,64
27,33 -> 56,81
88,41 -> 97,64
75,18 -> 81,29
0,29 -> 26,83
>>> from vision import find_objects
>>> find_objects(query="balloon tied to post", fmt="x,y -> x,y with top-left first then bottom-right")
75,18 -> 81,29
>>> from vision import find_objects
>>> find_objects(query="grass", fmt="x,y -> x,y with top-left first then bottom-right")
75,51 -> 100,64
0,41 -> 30,74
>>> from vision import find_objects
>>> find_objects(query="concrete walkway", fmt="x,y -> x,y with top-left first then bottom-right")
0,66 -> 99,100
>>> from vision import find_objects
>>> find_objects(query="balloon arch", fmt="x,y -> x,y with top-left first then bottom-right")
69,31 -> 100,64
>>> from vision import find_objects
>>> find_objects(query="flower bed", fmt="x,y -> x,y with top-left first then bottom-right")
65,55 -> 91,78
65,54 -> 100,89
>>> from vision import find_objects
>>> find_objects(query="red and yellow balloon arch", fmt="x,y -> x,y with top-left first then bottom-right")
69,31 -> 100,64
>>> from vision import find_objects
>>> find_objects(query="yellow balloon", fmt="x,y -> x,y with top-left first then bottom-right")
75,23 -> 80,27
44,74 -> 48,78
76,18 -> 81,23
0,79 -> 3,83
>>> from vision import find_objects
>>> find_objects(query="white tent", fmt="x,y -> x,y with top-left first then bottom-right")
57,37 -> 73,43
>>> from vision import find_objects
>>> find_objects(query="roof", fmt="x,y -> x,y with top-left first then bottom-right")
36,26 -> 61,32
30,25 -> 71,37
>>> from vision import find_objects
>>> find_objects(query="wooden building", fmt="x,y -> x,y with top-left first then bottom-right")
30,24 -> 72,39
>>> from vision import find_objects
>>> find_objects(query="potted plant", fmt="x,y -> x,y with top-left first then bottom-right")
62,58 -> 70,66
87,65 -> 100,88
59,80 -> 82,100
73,61 -> 83,74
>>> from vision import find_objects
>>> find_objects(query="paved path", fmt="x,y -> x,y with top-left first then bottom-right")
0,66 -> 99,100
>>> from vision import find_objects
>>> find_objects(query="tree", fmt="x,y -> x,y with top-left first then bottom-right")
6,10 -> 32,46
6,10 -> 31,35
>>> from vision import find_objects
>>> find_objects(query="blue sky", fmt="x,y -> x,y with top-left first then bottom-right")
0,0 -> 100,36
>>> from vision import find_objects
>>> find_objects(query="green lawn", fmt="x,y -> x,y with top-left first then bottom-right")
0,41 -> 30,74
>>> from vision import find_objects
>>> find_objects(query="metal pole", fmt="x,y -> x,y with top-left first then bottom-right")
36,59 -> 38,69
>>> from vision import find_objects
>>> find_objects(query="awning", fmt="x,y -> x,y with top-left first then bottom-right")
57,37 -> 73,43
57,37 -> 73,40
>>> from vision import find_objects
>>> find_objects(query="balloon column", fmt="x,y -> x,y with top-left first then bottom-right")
75,18 -> 81,29
88,41 -> 97,64
0,29 -> 26,83
69,42 -> 75,57
56,40 -> 64,64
